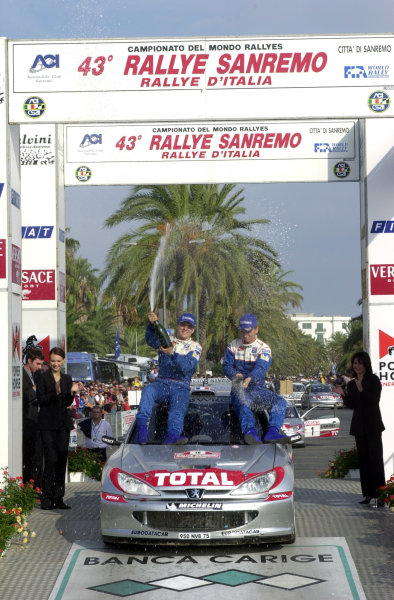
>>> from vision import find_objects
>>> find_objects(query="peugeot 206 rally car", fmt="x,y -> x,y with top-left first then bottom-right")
101,393 -> 298,546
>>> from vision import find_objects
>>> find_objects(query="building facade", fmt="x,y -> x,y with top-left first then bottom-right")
290,313 -> 351,343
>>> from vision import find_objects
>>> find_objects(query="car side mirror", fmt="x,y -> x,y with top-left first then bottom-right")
102,435 -> 121,446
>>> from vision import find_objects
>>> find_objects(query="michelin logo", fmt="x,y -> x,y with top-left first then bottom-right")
345,65 -> 389,78
315,142 -> 349,153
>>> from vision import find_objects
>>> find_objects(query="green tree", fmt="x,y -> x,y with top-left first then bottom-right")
66,234 -> 118,353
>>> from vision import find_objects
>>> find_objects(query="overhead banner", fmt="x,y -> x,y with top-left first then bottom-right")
8,35 -> 394,123
64,119 -> 359,184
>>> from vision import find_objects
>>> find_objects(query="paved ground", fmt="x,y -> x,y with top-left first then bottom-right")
1,414 -> 392,600
1,478 -> 393,600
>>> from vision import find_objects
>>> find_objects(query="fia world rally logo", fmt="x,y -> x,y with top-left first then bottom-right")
368,91 -> 390,113
314,142 -> 349,153
30,54 -> 59,73
23,97 -> 46,118
75,166 -> 92,182
80,134 -> 102,148
344,66 -> 367,78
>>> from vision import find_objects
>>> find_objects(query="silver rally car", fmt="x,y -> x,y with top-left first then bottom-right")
101,394 -> 297,546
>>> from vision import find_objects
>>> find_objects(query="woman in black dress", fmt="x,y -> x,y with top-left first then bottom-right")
336,351 -> 385,505
36,347 -> 82,510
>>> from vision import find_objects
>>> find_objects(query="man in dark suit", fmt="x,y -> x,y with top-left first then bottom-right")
23,347 -> 45,486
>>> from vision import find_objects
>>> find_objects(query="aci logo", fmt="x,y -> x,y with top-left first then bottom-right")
22,226 -> 54,239
371,220 -> 394,233
344,66 -> 367,78
30,54 -> 60,73
314,142 -> 349,153
368,91 -> 390,113
75,166 -> 92,182
333,162 -> 350,178
23,96 -> 46,118
80,134 -> 102,148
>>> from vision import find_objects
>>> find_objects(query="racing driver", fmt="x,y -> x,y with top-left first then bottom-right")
222,313 -> 288,444
136,311 -> 202,444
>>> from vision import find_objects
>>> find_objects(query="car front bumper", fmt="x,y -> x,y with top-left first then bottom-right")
100,493 -> 295,545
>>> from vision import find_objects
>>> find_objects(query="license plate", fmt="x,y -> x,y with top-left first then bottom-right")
178,532 -> 211,540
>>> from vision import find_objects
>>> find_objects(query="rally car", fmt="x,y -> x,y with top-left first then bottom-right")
101,393 -> 297,546
301,405 -> 340,438
281,402 -> 341,446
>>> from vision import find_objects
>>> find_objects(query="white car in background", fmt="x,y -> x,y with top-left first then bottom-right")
302,405 -> 340,438
281,402 -> 340,446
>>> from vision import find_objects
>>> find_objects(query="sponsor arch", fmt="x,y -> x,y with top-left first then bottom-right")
1,34 -> 393,477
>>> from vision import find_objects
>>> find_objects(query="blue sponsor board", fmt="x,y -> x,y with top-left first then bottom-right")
22,225 -> 54,239
0,183 -> 4,197
344,65 -> 389,78
11,189 -> 20,208
371,220 -> 394,233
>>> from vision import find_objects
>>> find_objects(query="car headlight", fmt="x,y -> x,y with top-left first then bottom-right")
230,467 -> 284,496
110,468 -> 160,496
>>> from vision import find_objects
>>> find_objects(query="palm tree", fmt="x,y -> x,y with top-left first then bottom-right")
66,235 -> 100,315
66,234 -> 118,353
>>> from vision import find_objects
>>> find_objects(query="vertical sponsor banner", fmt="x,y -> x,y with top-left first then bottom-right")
21,123 -> 66,355
362,118 -> 394,478
57,125 -> 67,354
0,37 -> 22,476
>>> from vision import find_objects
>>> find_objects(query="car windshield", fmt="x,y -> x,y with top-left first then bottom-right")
310,384 -> 332,393
293,383 -> 305,392
66,361 -> 92,380
128,395 -> 268,445
285,406 -> 299,418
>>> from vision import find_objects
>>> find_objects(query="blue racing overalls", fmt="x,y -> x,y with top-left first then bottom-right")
222,337 -> 286,433
136,324 -> 201,437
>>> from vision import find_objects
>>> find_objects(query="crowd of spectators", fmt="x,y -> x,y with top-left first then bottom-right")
69,377 -> 144,419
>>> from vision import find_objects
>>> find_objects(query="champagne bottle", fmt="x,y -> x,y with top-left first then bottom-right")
153,320 -> 172,348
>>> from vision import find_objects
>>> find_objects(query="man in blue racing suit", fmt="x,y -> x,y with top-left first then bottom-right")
222,313 -> 288,444
136,311 -> 202,445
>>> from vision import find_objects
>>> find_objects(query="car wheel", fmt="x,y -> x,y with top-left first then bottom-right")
282,529 -> 296,544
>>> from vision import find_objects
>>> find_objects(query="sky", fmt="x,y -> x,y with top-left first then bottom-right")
2,0 -> 394,318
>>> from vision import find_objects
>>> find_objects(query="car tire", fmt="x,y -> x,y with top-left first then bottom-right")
282,529 -> 296,544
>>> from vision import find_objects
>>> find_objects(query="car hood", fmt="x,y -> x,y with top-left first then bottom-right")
119,443 -> 276,476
